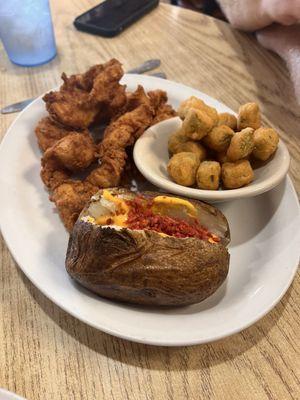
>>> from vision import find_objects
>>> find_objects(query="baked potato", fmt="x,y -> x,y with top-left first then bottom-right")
66,188 -> 230,306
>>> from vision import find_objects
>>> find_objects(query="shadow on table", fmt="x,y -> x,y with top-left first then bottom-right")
18,267 -> 293,372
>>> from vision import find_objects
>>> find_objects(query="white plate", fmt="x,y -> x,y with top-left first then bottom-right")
0,389 -> 26,400
0,74 -> 299,346
134,117 -> 290,202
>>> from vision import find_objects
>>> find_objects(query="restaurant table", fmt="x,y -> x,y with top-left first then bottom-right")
0,2 -> 299,399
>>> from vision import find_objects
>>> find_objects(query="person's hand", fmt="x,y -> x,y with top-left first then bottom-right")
257,24 -> 300,103
262,0 -> 300,26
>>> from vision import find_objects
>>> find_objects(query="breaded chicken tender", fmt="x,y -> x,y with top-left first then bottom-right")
40,158 -> 70,191
222,160 -> 254,189
35,117 -> 74,152
253,127 -> 279,161
50,181 -> 98,231
43,59 -> 127,129
148,90 -> 177,124
87,86 -> 154,188
237,102 -> 261,130
167,152 -> 200,186
43,132 -> 96,171
227,127 -> 254,161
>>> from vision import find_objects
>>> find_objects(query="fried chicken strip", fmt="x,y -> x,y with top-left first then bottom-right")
148,89 -> 177,124
86,86 -> 154,187
50,181 -> 98,231
35,117 -> 77,152
40,158 -> 70,191
43,132 -> 97,171
43,59 -> 126,129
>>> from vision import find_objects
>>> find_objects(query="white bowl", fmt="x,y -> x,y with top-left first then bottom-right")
133,117 -> 290,202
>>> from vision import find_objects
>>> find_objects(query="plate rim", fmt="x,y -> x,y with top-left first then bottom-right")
0,74 -> 299,346
0,388 -> 26,400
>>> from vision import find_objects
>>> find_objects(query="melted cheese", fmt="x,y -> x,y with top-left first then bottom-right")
152,195 -> 197,217
92,191 -> 197,230
96,190 -> 130,227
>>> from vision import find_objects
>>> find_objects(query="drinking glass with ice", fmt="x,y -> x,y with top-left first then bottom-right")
0,0 -> 57,66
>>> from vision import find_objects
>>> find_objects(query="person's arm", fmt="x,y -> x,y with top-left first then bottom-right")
257,24 -> 300,103
217,0 -> 300,31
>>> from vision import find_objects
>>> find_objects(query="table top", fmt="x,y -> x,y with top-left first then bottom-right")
0,2 -> 299,399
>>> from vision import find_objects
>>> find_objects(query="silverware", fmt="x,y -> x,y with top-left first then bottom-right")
0,98 -> 36,115
1,59 -> 162,115
126,59 -> 160,74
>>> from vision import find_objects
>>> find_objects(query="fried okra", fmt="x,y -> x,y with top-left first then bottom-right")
218,113 -> 237,130
168,130 -> 188,154
203,125 -> 235,152
196,161 -> 221,190
253,127 -> 279,161
167,152 -> 200,186
181,108 -> 214,140
168,130 -> 207,160
221,160 -> 254,189
216,151 -> 230,164
178,96 -> 218,126
237,102 -> 261,130
227,128 -> 254,161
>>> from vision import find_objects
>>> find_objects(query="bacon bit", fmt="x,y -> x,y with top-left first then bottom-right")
125,196 -> 219,242
106,218 -> 113,225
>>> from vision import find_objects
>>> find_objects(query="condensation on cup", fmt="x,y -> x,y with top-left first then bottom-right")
0,0 -> 57,67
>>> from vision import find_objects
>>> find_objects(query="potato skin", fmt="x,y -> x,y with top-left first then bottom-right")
66,222 -> 229,306
65,189 -> 230,306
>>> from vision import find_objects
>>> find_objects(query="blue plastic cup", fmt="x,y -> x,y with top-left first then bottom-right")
0,0 -> 57,67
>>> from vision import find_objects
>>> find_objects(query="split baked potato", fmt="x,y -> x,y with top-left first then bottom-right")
66,188 -> 230,306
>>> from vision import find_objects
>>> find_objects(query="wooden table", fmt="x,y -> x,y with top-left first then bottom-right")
0,2 -> 299,399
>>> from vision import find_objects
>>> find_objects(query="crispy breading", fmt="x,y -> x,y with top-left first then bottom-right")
43,59 -> 126,129
148,89 -> 177,124
86,86 -> 154,187
50,181 -> 98,231
40,158 -> 70,191
43,132 -> 96,171
37,61 -> 175,231
35,117 -> 75,152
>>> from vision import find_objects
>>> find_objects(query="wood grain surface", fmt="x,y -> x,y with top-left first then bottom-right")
0,2 -> 299,399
